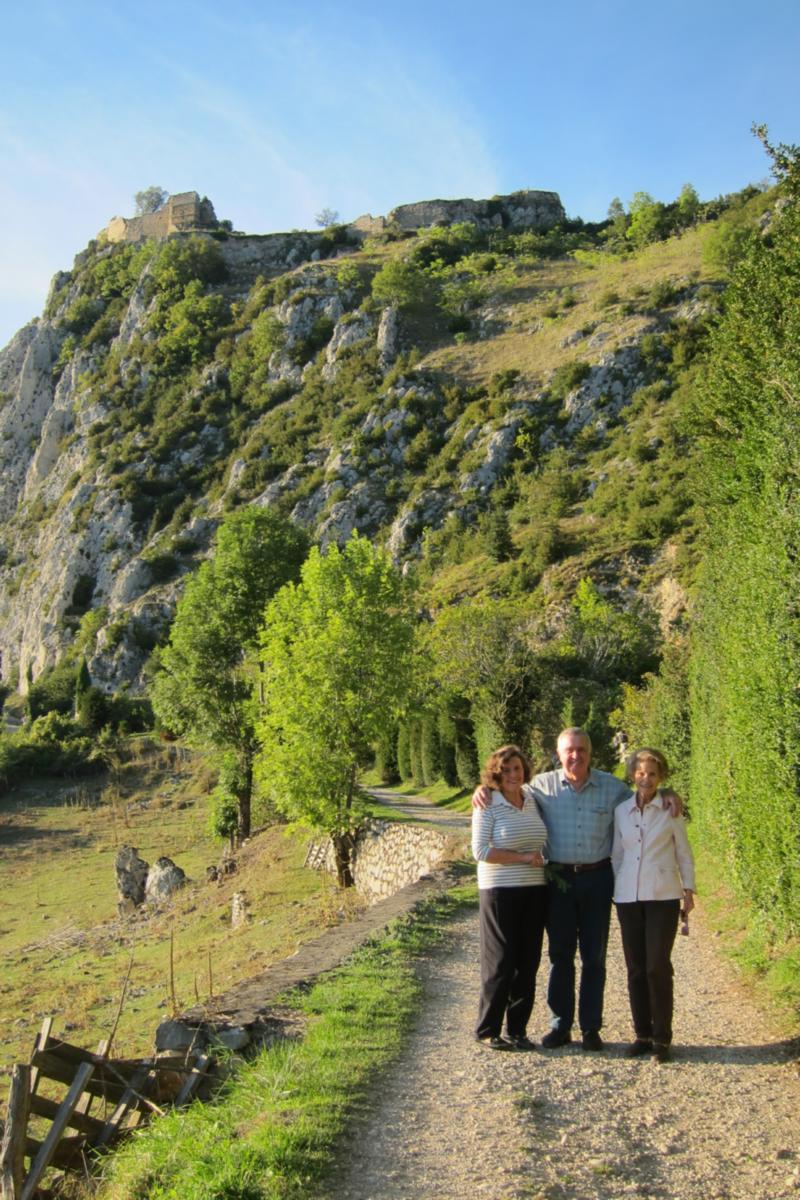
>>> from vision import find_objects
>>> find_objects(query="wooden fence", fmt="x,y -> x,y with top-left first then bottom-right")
0,1018 -> 210,1199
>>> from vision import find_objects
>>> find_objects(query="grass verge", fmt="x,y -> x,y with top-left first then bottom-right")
94,882 -> 477,1200
692,843 -> 800,1032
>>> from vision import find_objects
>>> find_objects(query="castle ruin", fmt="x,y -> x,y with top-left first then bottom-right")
104,192 -> 219,244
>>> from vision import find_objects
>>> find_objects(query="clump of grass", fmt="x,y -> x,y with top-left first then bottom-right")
96,888 -> 475,1199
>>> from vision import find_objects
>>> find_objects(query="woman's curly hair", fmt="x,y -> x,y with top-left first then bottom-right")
481,744 -> 532,789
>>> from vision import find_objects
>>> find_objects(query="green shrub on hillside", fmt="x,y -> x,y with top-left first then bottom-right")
370,258 -> 428,309
26,662 -> 80,721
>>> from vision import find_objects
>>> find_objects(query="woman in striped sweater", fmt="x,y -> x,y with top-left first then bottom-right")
472,744 -> 548,1050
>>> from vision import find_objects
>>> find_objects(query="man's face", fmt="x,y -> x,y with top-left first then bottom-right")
557,734 -> 591,785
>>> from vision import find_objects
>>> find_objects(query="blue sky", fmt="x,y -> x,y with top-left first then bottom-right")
1,0 -> 798,348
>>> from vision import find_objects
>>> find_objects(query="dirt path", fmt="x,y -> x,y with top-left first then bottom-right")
327,902 -> 800,1200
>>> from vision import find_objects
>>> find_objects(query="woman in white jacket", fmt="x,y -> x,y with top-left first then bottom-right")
612,747 -> 695,1063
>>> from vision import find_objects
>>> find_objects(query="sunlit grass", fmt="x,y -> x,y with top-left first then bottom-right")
0,745 -> 340,1073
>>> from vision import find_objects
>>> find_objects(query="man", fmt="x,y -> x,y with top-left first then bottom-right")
473,727 -> 679,1050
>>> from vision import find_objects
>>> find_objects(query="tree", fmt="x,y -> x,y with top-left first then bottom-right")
258,534 -> 416,886
564,579 -> 658,682
74,658 -> 91,718
626,191 -> 666,248
150,507 -> 309,839
676,182 -> 700,229
315,207 -> 340,228
134,186 -> 168,216
370,258 -> 427,309
425,600 -> 537,762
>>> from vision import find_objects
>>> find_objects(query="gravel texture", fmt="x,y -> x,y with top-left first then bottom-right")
328,904 -> 800,1200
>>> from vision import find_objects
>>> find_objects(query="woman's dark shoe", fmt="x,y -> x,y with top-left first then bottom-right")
653,1042 -> 673,1063
505,1034 -> 537,1051
626,1039 -> 654,1057
581,1030 -> 604,1051
541,1028 -> 572,1049
477,1035 -> 514,1050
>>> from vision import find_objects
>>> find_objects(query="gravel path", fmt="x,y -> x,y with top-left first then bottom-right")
328,903 -> 800,1200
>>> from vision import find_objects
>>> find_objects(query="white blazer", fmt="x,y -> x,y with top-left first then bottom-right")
612,791 -> 695,903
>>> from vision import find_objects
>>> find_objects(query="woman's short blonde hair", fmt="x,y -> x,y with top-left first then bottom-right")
625,746 -> 669,783
481,744 -> 532,789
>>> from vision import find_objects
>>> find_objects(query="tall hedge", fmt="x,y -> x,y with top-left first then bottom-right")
419,712 -> 441,786
689,134 -> 800,933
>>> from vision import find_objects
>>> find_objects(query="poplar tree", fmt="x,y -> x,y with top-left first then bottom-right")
151,507 -> 309,839
258,534 -> 416,886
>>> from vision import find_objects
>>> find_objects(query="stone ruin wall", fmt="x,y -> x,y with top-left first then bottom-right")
104,191 -> 218,244
350,189 -> 566,237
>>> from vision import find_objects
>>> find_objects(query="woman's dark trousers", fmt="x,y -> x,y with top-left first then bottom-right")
477,886 -> 547,1040
616,899 -> 680,1044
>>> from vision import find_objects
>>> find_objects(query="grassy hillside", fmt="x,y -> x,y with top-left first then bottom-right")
0,742 -> 351,1074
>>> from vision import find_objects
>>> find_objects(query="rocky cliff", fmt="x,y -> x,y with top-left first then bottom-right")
0,188 -> 710,696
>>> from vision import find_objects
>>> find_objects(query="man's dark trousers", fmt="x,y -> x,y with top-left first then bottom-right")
546,862 -> 614,1034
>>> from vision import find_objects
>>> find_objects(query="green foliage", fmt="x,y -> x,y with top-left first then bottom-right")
208,751 -> 246,847
0,717 -> 99,788
408,718 -> 425,786
258,535 -> 416,884
151,507 -> 309,838
676,183 -> 701,229
626,192 -> 667,248
370,258 -> 428,309
613,639 -> 691,799
76,685 -> 111,734
549,359 -> 591,402
148,237 -> 228,306
426,600 -> 538,752
436,700 -> 459,787
565,579 -> 659,683
396,723 -> 412,779
26,662 -> 80,721
688,129 -> 800,934
373,729 -> 400,785
62,294 -> 104,336
407,223 -> 480,271
152,281 -> 229,375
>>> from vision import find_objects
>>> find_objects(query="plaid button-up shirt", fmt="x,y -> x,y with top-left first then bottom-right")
524,768 -> 630,864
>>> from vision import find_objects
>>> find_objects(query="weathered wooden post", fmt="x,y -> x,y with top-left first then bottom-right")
0,1063 -> 31,1200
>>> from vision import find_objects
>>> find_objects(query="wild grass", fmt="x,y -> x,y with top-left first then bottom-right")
93,885 -> 476,1200
0,743 -> 341,1074
421,226 -> 716,387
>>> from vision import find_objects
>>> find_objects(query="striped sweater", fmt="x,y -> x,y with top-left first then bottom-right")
472,790 -> 548,889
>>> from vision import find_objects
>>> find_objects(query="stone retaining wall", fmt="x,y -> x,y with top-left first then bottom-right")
310,818 -> 465,903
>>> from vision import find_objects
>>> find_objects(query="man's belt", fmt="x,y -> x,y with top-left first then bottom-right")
551,858 -> 611,874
